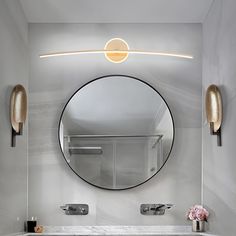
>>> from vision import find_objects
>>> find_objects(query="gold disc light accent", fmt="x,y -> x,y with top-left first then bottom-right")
104,38 -> 129,63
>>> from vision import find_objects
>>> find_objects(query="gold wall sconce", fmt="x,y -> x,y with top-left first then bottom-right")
205,84 -> 223,146
39,38 -> 194,63
10,85 -> 27,147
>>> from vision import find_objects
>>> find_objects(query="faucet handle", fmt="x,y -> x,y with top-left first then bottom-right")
60,204 -> 89,215
140,204 -> 173,215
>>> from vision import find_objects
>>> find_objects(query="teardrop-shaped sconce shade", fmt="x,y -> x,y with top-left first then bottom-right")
10,84 -> 27,147
205,84 -> 222,146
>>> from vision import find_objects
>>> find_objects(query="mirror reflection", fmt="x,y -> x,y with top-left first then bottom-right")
59,75 -> 174,190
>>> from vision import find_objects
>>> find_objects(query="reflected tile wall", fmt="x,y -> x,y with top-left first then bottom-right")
203,0 -> 236,235
28,23 -> 202,225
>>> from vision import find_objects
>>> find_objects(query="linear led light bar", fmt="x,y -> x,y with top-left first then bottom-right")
39,38 -> 194,63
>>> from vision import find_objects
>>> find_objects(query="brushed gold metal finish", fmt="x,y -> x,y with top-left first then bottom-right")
205,84 -> 222,132
104,38 -> 129,63
10,85 -> 27,146
205,84 -> 222,146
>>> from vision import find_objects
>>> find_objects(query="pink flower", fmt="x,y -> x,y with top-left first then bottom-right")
186,205 -> 209,221
188,210 -> 196,220
196,209 -> 206,220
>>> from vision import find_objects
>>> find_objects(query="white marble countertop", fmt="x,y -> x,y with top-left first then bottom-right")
19,226 -> 218,236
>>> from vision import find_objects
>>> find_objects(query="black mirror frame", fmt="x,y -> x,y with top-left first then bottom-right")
58,74 -> 175,190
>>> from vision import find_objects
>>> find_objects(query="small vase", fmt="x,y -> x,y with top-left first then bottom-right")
192,220 -> 205,232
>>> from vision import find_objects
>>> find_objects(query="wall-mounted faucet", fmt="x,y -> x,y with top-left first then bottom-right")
140,204 -> 173,215
60,204 -> 88,215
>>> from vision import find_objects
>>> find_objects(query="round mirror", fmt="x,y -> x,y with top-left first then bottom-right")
59,75 -> 174,190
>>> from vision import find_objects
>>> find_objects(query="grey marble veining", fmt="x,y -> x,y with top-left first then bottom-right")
28,23 -> 202,226
29,23 -> 202,129
38,226 -> 192,234
20,226 -> 219,236
202,0 -> 236,235
0,1 -> 28,236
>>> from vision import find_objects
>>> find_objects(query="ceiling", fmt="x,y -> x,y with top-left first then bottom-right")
20,0 -> 213,23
